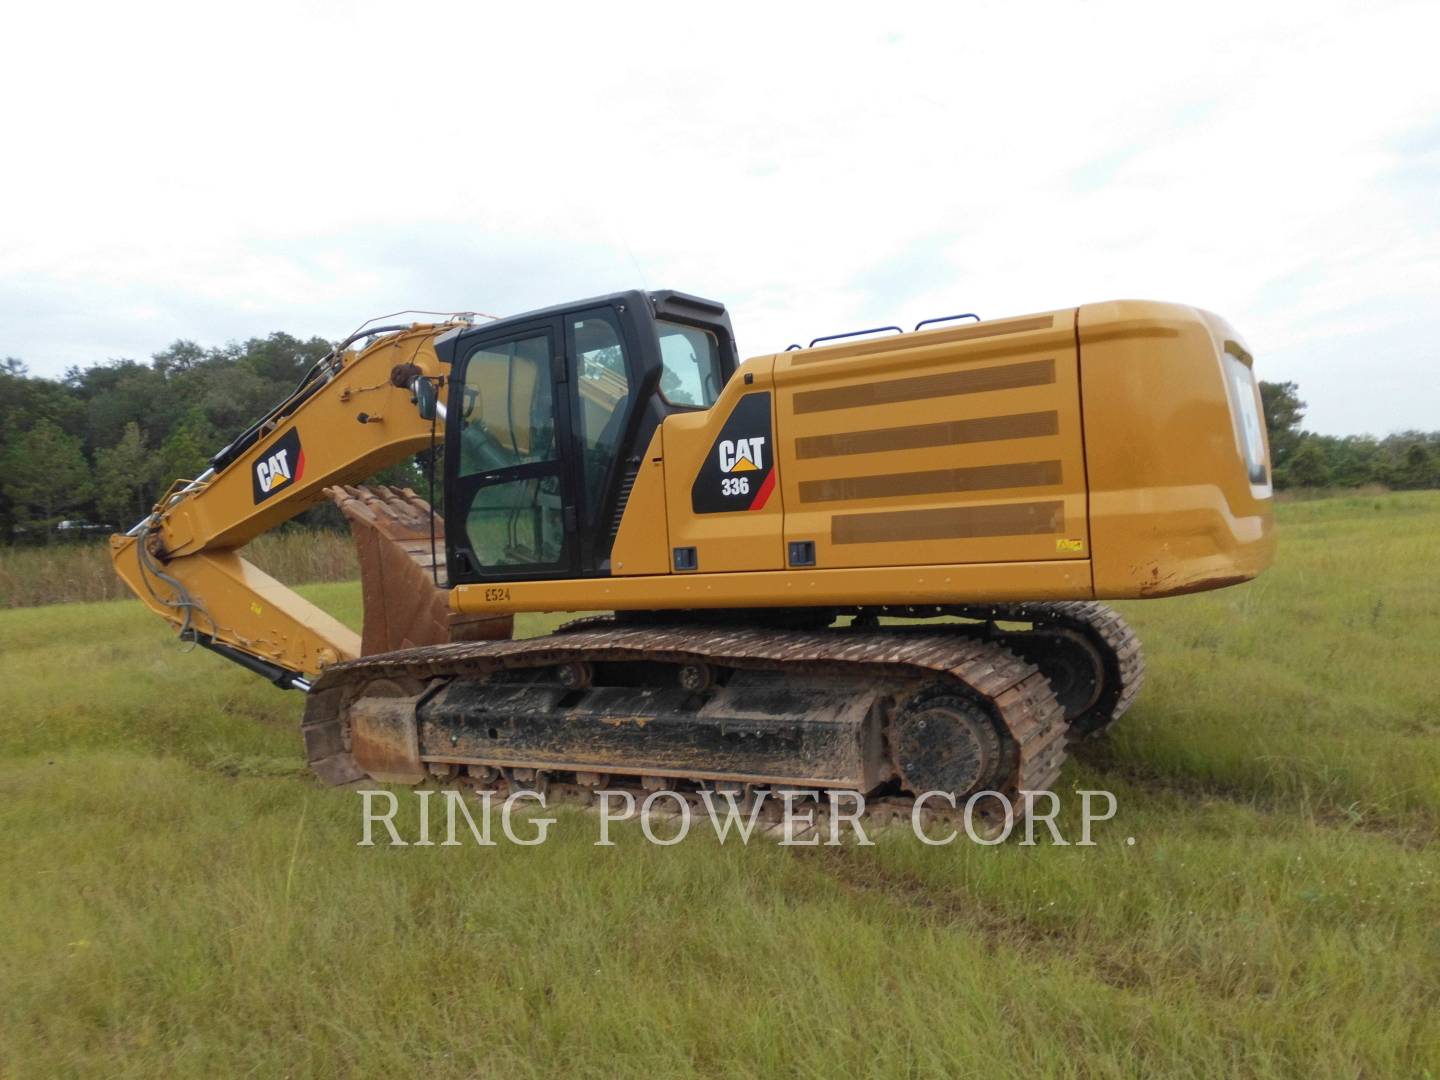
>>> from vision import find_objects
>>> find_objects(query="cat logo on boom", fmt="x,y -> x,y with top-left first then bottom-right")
251,428 -> 306,504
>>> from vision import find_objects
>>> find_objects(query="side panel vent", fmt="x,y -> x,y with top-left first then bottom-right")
608,462 -> 641,542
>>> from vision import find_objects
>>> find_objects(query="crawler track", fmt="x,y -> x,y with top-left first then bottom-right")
301,622 -> 1069,832
957,601 -> 1145,739
834,601 -> 1144,738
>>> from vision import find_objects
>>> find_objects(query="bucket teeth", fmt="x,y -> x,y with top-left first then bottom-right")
324,484 -> 512,655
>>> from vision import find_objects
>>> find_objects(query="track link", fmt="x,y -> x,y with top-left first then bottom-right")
957,601 -> 1145,739
563,602 -> 1143,739
301,622 -> 1069,830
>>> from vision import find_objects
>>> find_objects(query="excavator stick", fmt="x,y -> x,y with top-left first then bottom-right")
325,484 -> 512,654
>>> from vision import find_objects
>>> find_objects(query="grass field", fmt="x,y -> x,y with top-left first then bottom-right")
1,493 -> 1437,1077
0,529 -> 359,608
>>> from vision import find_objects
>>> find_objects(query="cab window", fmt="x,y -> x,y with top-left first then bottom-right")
458,334 -> 555,475
572,312 -> 633,522
455,332 -> 565,569
657,320 -> 723,408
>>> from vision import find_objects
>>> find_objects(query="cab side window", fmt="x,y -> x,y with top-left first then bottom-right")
571,312 -> 632,525
657,320 -> 723,407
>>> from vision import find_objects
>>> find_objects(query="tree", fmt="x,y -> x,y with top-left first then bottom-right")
1259,380 -> 1306,475
94,422 -> 157,524
0,360 -> 21,537
196,362 -> 277,434
1,360 -> 84,437
151,340 -> 208,378
1393,442 -> 1438,490
0,420 -> 94,535
1324,434 -> 1381,488
157,413 -> 218,485
77,360 -> 170,454
1286,440 -> 1331,488
238,332 -> 331,385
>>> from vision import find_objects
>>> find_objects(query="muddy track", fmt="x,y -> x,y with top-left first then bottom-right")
942,600 -> 1145,739
301,621 -> 1069,829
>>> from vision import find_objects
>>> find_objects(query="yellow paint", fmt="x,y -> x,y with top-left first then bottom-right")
609,429 -> 671,576
114,299 -> 1275,684
662,356 -> 783,572
1076,301 -> 1275,596
454,558 -> 1093,614
773,308 -> 1087,571
111,535 -> 359,676
111,325 -> 451,675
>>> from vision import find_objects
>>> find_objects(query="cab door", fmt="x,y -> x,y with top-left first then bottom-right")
445,319 -> 579,583
565,306 -> 639,574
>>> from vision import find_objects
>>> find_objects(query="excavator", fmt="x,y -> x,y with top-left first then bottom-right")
111,291 -> 1275,824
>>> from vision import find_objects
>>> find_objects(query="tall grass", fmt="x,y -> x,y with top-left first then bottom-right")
0,529 -> 359,608
1272,482 -> 1392,502
0,495 -> 1437,1076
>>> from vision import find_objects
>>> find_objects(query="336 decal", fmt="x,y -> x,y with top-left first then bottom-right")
691,393 -> 776,514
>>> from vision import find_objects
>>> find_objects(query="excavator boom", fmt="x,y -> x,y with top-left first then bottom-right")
110,321 -> 509,685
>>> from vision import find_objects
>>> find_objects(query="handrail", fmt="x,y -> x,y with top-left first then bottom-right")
914,313 -> 981,332
808,325 -> 905,349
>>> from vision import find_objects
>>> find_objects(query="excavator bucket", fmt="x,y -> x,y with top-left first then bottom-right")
325,484 -> 512,654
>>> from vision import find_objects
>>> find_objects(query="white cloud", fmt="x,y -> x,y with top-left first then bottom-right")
0,0 -> 1435,433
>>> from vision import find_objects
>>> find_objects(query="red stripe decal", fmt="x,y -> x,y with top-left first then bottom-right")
295,450 -> 306,482
748,469 -> 776,511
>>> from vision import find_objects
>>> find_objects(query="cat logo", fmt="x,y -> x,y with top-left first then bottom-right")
256,450 -> 294,492
691,392 -> 776,515
251,427 -> 306,504
717,436 -> 766,473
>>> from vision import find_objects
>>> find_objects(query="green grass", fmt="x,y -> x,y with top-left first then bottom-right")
1,494 -> 1438,1077
0,528 -> 362,608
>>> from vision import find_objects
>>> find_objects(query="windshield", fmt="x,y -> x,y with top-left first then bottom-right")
656,320 -> 724,408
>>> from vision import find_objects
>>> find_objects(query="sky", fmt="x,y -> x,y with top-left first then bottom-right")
1,0 -> 1436,436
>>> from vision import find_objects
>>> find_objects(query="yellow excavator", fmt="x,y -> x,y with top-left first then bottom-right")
111,292 -> 1274,818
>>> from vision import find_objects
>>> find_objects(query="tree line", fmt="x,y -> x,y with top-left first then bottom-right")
0,334 -> 424,541
1,338 -> 1436,541
1260,382 -> 1439,491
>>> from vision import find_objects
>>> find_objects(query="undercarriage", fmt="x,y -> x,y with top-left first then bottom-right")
299,486 -> 1145,830
303,607 -> 1142,830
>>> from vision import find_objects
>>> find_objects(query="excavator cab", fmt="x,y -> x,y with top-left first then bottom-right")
433,290 -> 738,585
